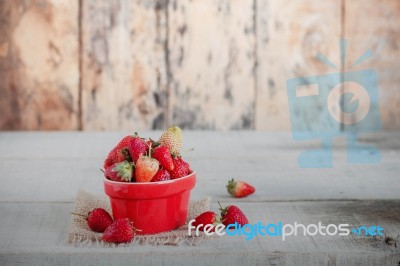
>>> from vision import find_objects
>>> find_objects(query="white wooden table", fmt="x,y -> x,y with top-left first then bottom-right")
0,132 -> 399,265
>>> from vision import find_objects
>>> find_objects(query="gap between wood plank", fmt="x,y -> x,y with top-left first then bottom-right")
2,199 -> 399,204
252,0 -> 258,130
77,0 -> 83,131
164,0 -> 172,128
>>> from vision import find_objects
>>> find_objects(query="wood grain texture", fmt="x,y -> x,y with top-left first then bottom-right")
0,0 -> 79,130
255,0 -> 341,131
0,132 -> 399,264
81,0 -> 168,130
0,0 -> 400,131
1,131 -> 400,202
344,0 -> 400,131
168,0 -> 256,129
0,201 -> 399,265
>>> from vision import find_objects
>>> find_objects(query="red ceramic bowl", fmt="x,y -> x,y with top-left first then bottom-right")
104,172 -> 196,235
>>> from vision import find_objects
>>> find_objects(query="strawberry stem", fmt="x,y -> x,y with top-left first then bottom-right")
148,142 -> 152,158
71,212 -> 87,219
100,168 -> 105,173
218,201 -> 227,217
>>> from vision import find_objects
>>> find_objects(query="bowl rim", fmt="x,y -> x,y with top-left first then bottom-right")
103,171 -> 196,185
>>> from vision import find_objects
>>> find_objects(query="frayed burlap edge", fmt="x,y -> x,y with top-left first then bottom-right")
66,190 -> 212,247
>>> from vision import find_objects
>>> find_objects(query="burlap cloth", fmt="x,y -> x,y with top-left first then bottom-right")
67,190 -> 211,247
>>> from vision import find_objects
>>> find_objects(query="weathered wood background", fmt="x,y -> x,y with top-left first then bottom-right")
0,0 -> 399,130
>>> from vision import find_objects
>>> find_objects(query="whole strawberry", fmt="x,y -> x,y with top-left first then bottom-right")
103,155 -> 114,169
104,161 -> 134,182
219,204 -> 248,226
151,169 -> 171,182
87,208 -> 114,232
169,157 -> 191,179
102,218 -> 135,243
103,135 -> 135,168
226,179 -> 255,198
192,211 -> 218,231
135,155 -> 159,182
152,145 -> 174,171
103,147 -> 126,169
158,126 -> 183,156
115,135 -> 135,150
128,134 -> 147,163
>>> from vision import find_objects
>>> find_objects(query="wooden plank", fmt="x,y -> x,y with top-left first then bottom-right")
0,0 -> 79,130
344,0 -> 400,130
1,155 -> 400,202
81,0 -> 168,130
2,131 -> 400,159
0,201 -> 399,265
0,132 -> 400,202
168,0 -> 255,129
0,132 -> 399,264
255,0 -> 341,130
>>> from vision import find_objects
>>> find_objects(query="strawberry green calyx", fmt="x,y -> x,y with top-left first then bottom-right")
226,178 -> 237,196
158,126 -> 183,156
218,201 -> 227,217
121,147 -> 132,162
112,161 -> 134,182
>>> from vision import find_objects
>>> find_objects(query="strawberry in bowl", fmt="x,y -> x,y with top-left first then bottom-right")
102,126 -> 196,235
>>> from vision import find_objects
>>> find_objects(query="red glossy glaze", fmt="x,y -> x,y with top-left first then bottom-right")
104,172 -> 196,235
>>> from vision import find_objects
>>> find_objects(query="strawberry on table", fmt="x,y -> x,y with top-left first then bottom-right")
72,208 -> 113,233
192,211 -> 219,232
102,218 -> 136,243
152,145 -> 174,171
151,169 -> 171,182
226,178 -> 255,198
135,155 -> 159,182
158,126 -> 183,156
104,161 -> 134,182
169,156 -> 191,179
219,203 -> 248,227
87,208 -> 114,232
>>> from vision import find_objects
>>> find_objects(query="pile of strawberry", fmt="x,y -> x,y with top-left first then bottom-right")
191,180 -> 255,232
103,126 -> 192,182
74,208 -> 136,243
81,125 -> 256,243
192,203 -> 248,232
76,204 -> 249,244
